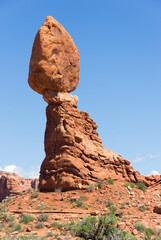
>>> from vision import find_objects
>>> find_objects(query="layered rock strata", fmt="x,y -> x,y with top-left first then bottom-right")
28,16 -> 160,192
39,92 -> 161,191
0,171 -> 38,201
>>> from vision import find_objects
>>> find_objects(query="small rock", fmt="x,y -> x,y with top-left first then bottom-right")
26,227 -> 31,232
132,229 -> 138,235
117,222 -> 126,230
91,210 -> 100,216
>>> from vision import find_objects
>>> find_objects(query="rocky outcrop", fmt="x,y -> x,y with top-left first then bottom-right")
39,92 -> 161,191
28,16 -> 160,192
28,16 -> 80,95
0,171 -> 38,201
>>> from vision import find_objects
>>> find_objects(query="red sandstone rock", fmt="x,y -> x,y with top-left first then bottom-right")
28,16 -> 160,192
28,16 -> 80,94
154,206 -> 161,214
0,171 -> 38,201
39,92 -> 159,191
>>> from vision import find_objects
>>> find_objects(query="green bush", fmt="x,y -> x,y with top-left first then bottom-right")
145,228 -> 154,240
134,223 -> 146,233
97,180 -> 104,189
124,182 -> 135,188
36,221 -> 44,229
106,201 -> 113,207
76,200 -> 83,207
35,202 -> 51,210
79,195 -> 88,201
70,214 -> 136,240
31,190 -> 39,198
38,213 -> 49,222
138,205 -> 147,212
19,214 -> 34,224
13,223 -> 22,232
136,182 -> 146,192
51,221 -> 64,230
87,184 -> 95,192
107,177 -> 114,185
109,205 -> 117,214
46,231 -> 54,237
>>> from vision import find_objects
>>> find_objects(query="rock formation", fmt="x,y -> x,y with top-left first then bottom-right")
28,16 -> 80,95
0,171 -> 38,201
28,16 -> 161,192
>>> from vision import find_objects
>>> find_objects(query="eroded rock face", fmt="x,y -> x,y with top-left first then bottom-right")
0,171 -> 38,201
28,16 -> 80,94
28,16 -> 160,192
39,93 -> 161,191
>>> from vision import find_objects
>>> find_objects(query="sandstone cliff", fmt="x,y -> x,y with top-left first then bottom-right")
0,171 -> 38,201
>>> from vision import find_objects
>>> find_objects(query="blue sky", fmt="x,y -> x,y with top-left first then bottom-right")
0,0 -> 161,178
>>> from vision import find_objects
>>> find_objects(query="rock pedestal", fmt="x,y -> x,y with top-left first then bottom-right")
39,92 -> 159,191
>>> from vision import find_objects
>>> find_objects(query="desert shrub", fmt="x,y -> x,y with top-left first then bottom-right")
79,195 -> 88,201
53,233 -> 59,238
124,182 -> 135,188
19,214 -> 34,224
37,213 -> 49,222
106,201 -> 113,207
51,221 -> 64,230
134,223 -> 146,233
36,221 -> 44,229
46,231 -> 54,237
107,177 -> 114,185
87,184 -> 95,192
76,200 -> 83,207
8,221 -> 15,228
145,228 -> 154,240
136,182 -> 146,192
118,211 -> 124,218
35,202 -> 51,210
0,222 -> 4,230
120,203 -> 126,209
97,180 -> 104,189
13,223 -> 22,232
109,205 -> 117,214
70,214 -> 136,240
68,198 -> 76,203
5,197 -> 12,204
31,190 -> 39,198
138,205 -> 147,212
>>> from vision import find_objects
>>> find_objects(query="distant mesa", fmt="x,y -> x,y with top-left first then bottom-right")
28,16 -> 80,95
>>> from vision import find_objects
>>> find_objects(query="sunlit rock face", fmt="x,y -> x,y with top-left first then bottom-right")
28,16 -> 161,192
28,16 -> 80,95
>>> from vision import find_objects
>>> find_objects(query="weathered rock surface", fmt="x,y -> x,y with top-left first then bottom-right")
153,205 -> 161,214
28,16 -> 80,94
39,92 -> 161,191
28,16 -> 160,192
0,171 -> 38,201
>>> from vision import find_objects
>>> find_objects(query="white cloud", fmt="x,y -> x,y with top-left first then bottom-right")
133,152 -> 161,163
133,157 -> 145,163
1,165 -> 39,178
0,166 -> 2,170
150,170 -> 160,175
4,165 -> 21,174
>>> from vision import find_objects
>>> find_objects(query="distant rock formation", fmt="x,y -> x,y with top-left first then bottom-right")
0,171 -> 38,201
28,16 -> 161,192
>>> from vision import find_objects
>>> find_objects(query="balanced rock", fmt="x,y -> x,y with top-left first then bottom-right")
28,16 -> 80,94
28,17 -> 161,192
